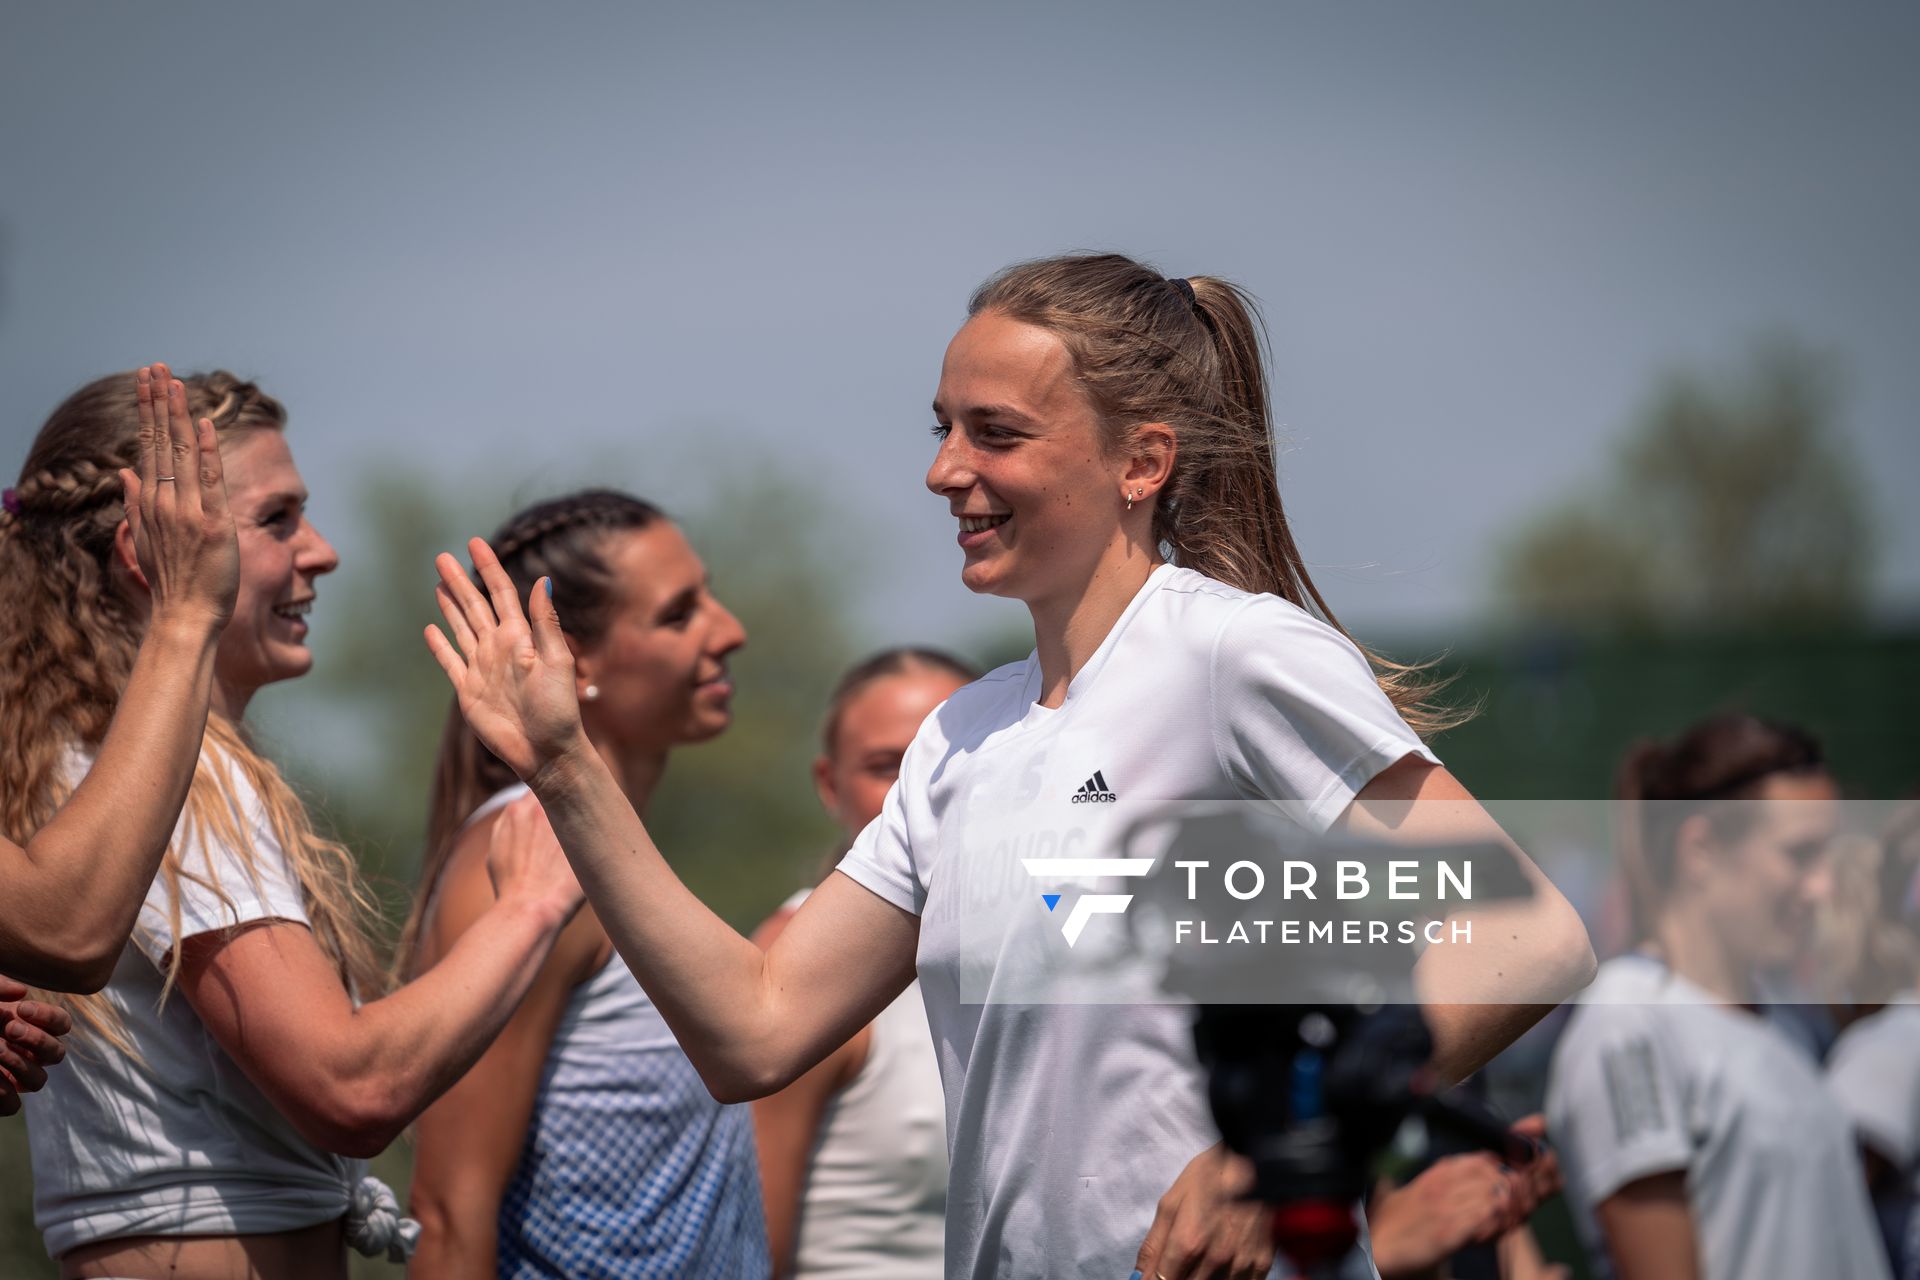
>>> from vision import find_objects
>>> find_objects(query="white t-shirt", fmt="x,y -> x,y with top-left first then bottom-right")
836,564 -> 1435,1279
1829,998 -> 1920,1176
26,751 -> 359,1257
1829,998 -> 1920,1280
1545,954 -> 1891,1280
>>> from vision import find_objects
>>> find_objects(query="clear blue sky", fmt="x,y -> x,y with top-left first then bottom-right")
5,1 -> 1915,652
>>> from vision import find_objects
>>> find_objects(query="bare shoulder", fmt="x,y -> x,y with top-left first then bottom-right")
421,812 -> 606,982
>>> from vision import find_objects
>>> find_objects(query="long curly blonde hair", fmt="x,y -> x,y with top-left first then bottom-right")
0,370 -> 387,1050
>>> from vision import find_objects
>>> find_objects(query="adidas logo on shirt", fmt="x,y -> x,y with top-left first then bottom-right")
1070,770 -> 1118,804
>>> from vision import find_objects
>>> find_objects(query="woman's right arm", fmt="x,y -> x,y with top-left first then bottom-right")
407,813 -> 608,1279
0,366 -> 239,992
172,797 -> 586,1158
1594,1174 -> 1701,1280
426,542 -> 919,1102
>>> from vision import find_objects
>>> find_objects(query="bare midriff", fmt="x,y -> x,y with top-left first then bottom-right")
61,1219 -> 349,1280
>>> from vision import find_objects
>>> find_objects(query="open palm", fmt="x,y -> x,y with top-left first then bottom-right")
425,538 -> 585,781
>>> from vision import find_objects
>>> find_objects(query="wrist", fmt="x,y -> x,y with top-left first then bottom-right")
145,606 -> 226,651
527,735 -> 602,800
495,890 -> 574,940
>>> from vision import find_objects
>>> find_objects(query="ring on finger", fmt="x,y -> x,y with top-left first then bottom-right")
156,475 -> 177,483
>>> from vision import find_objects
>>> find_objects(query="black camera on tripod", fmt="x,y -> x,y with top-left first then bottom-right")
1121,806 -> 1543,1276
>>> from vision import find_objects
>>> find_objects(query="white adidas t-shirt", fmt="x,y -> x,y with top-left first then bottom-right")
1545,955 -> 1891,1280
26,751 -> 358,1257
836,564 -> 1435,1280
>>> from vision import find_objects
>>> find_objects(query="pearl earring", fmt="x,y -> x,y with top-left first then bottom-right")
583,684 -> 600,702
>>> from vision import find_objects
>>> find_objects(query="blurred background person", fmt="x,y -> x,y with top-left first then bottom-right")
1546,714 -> 1888,1280
4,369 -> 586,1280
1825,802 -> 1920,1280
751,647 -> 975,1279
405,490 -> 769,1279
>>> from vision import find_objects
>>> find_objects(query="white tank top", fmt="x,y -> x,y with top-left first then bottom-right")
784,887 -> 947,1278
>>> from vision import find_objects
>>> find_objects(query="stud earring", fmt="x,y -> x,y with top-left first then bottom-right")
583,684 -> 600,702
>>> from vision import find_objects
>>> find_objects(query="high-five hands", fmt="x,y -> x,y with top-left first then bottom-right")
124,363 -> 239,628
425,539 -> 586,782
0,976 -> 71,1118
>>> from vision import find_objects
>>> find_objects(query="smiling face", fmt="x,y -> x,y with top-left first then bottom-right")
815,666 -> 971,838
212,430 -> 338,708
571,522 -> 746,756
1691,771 -> 1843,971
927,311 -> 1144,609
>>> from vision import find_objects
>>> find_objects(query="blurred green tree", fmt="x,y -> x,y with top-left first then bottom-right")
1496,339 -> 1878,631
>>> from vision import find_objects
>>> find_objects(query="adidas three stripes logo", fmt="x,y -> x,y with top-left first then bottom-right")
1070,770 -> 1117,804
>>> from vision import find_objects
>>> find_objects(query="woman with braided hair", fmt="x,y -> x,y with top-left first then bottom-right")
1,366 -> 233,1124
5,368 -> 588,1280
428,252 -> 1597,1279
405,489 -> 768,1279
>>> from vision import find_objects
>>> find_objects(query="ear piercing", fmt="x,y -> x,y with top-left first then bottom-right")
583,684 -> 600,702
1126,487 -> 1144,511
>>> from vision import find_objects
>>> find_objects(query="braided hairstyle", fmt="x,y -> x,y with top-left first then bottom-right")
1,371 -> 386,1047
402,489 -> 664,970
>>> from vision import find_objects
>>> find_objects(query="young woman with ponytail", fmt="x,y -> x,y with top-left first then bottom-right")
405,490 -> 769,1279
4,369 -> 586,1280
427,252 -> 1596,1279
1546,714 -> 1889,1280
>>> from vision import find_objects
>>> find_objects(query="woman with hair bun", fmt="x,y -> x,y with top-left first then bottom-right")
405,490 -> 769,1279
5,367 -> 587,1280
1546,713 -> 1889,1280
429,252 -> 1596,1278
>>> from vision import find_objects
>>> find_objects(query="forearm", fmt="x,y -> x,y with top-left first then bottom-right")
322,898 -> 568,1151
3,614 -> 220,989
1414,897 -> 1594,1085
408,1195 -> 502,1280
530,745 -> 799,1097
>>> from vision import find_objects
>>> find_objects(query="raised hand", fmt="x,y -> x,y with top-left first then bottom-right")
426,538 -> 586,782
0,976 -> 71,1116
484,794 -> 586,930
123,363 -> 239,630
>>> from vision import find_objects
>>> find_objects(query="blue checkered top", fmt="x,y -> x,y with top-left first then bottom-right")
497,946 -> 770,1278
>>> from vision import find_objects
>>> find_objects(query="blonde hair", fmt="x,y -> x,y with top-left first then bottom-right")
0,370 -> 387,1049
969,254 -> 1464,736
